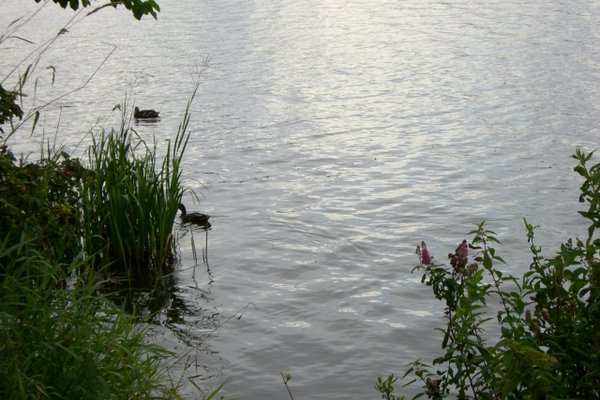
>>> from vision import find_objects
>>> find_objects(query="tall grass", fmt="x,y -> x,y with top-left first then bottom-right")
82,101 -> 192,274
0,237 -> 181,399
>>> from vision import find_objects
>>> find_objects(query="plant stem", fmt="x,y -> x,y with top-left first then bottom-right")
281,372 -> 295,400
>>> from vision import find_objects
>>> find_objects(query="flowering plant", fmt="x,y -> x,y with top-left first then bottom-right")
377,150 -> 600,400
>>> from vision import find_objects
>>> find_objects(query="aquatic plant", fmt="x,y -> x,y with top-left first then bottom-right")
82,103 -> 190,274
377,149 -> 600,399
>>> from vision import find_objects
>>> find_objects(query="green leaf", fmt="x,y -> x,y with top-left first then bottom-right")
483,253 -> 492,269
32,111 -> 40,133
494,255 -> 506,264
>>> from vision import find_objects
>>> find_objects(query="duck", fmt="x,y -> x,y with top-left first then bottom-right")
178,203 -> 211,228
134,106 -> 160,119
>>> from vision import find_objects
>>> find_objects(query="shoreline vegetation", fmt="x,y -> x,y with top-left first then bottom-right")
377,149 -> 600,399
1,2 -> 228,398
0,100 -> 227,398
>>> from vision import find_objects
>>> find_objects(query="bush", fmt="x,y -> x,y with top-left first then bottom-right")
378,150 -> 600,400
0,146 -> 87,269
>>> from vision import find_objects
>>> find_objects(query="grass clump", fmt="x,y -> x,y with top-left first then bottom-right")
0,240 -> 178,399
82,117 -> 189,274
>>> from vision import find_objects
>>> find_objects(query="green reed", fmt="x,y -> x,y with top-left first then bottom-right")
82,105 -> 190,274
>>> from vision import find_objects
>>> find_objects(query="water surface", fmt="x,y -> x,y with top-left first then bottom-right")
1,0 -> 599,398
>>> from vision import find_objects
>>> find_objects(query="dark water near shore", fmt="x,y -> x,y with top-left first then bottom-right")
1,0 -> 599,398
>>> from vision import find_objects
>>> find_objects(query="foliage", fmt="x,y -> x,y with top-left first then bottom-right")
0,84 -> 23,131
377,149 -> 600,399
376,374 -> 404,400
82,104 -> 190,274
0,146 -> 88,269
0,107 -> 220,399
0,2 -> 224,398
34,0 -> 161,20
0,103 -> 190,274
0,241 -> 180,399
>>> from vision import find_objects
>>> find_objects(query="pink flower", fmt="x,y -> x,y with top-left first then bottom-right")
420,242 -> 432,265
456,240 -> 468,259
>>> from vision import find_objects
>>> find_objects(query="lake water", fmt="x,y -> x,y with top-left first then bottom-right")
1,0 -> 599,398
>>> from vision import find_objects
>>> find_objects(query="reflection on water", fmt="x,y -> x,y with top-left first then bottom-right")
1,0 -> 599,398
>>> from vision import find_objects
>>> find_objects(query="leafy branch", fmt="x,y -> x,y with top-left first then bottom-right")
378,150 -> 600,399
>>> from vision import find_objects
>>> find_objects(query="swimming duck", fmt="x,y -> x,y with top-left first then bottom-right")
134,106 -> 160,119
178,203 -> 211,228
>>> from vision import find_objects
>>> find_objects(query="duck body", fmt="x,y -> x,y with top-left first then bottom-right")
178,203 -> 211,228
134,106 -> 160,119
